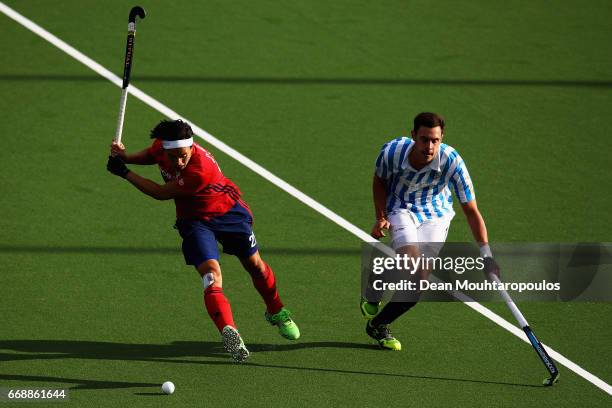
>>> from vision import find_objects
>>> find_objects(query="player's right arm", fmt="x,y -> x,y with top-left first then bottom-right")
371,175 -> 390,238
110,141 -> 156,165
371,141 -> 395,239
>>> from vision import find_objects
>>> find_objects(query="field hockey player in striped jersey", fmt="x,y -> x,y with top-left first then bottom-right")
362,112 -> 499,350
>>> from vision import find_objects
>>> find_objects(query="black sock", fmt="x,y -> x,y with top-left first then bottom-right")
372,300 -> 418,326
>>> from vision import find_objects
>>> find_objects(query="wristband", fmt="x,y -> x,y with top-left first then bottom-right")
479,244 -> 493,258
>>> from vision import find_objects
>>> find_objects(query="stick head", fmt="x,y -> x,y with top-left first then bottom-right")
543,372 -> 560,386
129,6 -> 146,23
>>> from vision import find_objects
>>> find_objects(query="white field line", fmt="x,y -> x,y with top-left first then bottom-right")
1,1 -> 610,396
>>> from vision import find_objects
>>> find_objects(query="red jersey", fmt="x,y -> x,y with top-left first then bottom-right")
148,139 -> 241,220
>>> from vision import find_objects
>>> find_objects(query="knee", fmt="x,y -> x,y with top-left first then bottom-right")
197,260 -> 222,288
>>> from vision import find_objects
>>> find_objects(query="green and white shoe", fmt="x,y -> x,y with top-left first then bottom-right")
222,326 -> 250,362
265,308 -> 300,340
360,299 -> 381,320
366,321 -> 401,351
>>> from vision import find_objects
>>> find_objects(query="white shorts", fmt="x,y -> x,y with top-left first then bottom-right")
388,210 -> 454,258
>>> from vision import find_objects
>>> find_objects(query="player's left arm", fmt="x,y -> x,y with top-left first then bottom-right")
460,200 -> 500,277
107,155 -> 186,200
460,200 -> 488,245
450,156 -> 489,248
451,156 -> 500,277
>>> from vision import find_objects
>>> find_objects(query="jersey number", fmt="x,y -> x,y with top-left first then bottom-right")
249,233 -> 257,248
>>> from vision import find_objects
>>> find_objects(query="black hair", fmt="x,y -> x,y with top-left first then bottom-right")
150,119 -> 194,141
413,112 -> 445,133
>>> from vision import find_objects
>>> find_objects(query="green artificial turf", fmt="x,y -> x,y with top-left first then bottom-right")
1,0 -> 610,406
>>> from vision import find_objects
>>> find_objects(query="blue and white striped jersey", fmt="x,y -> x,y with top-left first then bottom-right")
375,137 -> 475,224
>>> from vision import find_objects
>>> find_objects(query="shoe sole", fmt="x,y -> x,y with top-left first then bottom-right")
360,301 -> 379,320
222,326 -> 250,362
360,305 -> 377,320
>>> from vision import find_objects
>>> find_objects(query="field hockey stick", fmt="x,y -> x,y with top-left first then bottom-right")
489,273 -> 560,386
113,6 -> 146,145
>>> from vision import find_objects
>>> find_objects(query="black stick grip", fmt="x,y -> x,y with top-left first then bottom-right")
122,34 -> 135,88
122,7 -> 146,89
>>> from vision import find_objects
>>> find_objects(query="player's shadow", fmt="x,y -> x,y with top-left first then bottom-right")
0,373 -> 159,390
0,339 -> 373,364
0,339 -> 540,389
